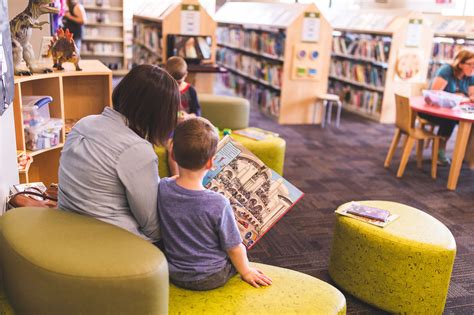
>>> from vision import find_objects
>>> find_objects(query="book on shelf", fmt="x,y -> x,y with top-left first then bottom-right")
216,26 -> 286,60
217,48 -> 283,88
203,136 -> 304,249
233,127 -> 279,141
332,34 -> 391,64
330,59 -> 386,88
219,72 -> 281,119
335,202 -> 399,228
329,81 -> 382,115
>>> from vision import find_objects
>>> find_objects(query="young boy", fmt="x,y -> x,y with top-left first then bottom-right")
157,118 -> 272,291
165,56 -> 201,176
165,56 -> 201,118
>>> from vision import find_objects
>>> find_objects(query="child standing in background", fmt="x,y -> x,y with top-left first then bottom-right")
165,56 -> 201,118
165,56 -> 202,175
157,117 -> 272,290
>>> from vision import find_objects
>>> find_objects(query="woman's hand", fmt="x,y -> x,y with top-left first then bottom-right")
241,268 -> 272,288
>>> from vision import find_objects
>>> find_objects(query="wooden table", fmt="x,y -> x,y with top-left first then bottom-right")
410,96 -> 474,190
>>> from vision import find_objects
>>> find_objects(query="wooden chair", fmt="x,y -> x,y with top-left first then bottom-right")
384,94 -> 440,179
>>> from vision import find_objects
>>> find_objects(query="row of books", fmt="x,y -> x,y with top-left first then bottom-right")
428,63 -> 443,81
132,46 -> 161,66
217,48 -> 283,88
82,42 -> 122,55
216,27 -> 285,60
332,34 -> 391,63
133,22 -> 162,55
330,59 -> 386,88
329,81 -> 382,115
219,72 -> 281,119
431,42 -> 474,62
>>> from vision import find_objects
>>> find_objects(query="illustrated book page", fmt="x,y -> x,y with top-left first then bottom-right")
203,136 -> 304,248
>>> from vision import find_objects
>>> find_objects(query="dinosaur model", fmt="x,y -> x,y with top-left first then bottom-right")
48,28 -> 82,71
10,0 -> 59,75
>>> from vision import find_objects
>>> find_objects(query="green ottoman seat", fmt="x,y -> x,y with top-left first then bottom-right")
0,208 -> 169,314
170,263 -> 346,315
199,94 -> 250,130
329,201 -> 456,314
155,133 -> 286,177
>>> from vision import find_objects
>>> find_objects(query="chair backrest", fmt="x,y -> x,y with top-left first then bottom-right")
394,94 -> 416,133
199,94 -> 250,130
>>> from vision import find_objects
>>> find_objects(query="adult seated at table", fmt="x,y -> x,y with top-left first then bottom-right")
420,50 -> 474,165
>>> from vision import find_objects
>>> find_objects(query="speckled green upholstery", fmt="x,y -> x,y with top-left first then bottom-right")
0,208 -> 169,314
0,208 -> 345,315
199,94 -> 250,130
170,262 -> 346,314
329,201 -> 456,314
155,133 -> 286,177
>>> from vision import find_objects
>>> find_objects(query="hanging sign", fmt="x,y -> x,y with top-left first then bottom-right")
405,18 -> 423,48
181,4 -> 201,36
302,12 -> 320,43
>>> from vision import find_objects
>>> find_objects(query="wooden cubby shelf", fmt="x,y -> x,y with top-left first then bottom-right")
13,60 -> 112,185
328,9 -> 434,123
215,2 -> 332,125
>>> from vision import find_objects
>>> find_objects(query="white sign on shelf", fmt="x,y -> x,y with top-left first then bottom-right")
180,4 -> 201,36
302,12 -> 320,43
405,19 -> 423,48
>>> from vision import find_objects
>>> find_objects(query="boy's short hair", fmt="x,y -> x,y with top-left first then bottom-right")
165,56 -> 188,81
173,117 -> 219,170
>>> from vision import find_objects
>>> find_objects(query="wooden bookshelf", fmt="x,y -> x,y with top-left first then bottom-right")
132,0 -> 217,65
82,0 -> 127,74
328,10 -> 434,123
12,60 -> 112,185
132,0 -> 217,92
425,15 -> 474,81
215,2 -> 332,125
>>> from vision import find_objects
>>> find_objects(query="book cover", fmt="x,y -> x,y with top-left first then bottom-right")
203,136 -> 304,249
335,202 -> 399,228
233,127 -> 279,141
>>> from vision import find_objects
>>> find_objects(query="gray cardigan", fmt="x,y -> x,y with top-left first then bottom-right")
58,107 -> 160,241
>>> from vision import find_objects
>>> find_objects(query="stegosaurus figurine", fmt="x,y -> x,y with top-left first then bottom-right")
48,29 -> 82,71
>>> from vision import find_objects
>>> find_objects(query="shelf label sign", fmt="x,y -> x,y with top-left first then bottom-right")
405,18 -> 423,48
302,12 -> 320,43
181,4 -> 201,36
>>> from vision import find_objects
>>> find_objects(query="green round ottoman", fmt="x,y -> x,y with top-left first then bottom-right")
155,133 -> 286,177
329,201 -> 456,314
0,208 -> 169,314
170,263 -> 346,314
199,94 -> 250,130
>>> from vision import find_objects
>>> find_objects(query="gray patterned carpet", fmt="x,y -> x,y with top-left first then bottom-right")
246,108 -> 474,314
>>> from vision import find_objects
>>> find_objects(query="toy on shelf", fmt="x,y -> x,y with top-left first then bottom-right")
10,0 -> 60,75
48,29 -> 82,71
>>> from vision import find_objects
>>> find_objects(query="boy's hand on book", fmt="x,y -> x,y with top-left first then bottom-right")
241,268 -> 272,288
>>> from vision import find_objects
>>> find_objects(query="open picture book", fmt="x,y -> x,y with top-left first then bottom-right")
203,136 -> 304,249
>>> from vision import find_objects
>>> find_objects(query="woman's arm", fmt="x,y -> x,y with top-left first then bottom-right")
431,76 -> 448,91
227,244 -> 272,288
117,143 -> 161,241
65,4 -> 87,25
469,85 -> 474,102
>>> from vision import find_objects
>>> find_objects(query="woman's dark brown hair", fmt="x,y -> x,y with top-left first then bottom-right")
452,50 -> 474,77
112,65 -> 179,146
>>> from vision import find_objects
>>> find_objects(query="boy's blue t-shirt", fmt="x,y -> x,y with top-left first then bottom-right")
431,64 -> 474,96
157,178 -> 242,282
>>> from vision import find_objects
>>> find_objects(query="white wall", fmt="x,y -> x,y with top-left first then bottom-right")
8,0 -> 51,57
0,107 -> 19,213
